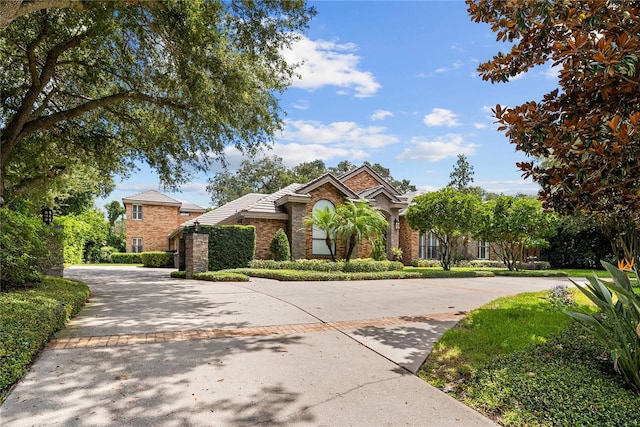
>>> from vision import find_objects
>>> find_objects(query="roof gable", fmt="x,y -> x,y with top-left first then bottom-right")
338,164 -> 401,196
295,173 -> 359,199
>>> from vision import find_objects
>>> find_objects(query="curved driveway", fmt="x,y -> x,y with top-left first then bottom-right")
1,266 -> 570,426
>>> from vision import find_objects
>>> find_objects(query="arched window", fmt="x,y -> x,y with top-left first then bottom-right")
312,199 -> 335,256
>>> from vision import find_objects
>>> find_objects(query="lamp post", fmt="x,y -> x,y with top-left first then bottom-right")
193,219 -> 200,234
41,208 -> 53,225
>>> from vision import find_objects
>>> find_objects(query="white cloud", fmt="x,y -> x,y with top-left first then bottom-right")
371,109 -> 393,121
473,122 -> 487,129
423,108 -> 461,127
396,134 -> 479,162
476,179 -> 540,196
293,99 -> 310,110
542,64 -> 561,80
271,142 -> 366,166
282,35 -> 381,98
508,71 -> 526,81
280,119 -> 399,149
434,61 -> 463,73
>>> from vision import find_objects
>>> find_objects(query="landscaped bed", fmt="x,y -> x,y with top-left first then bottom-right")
418,287 -> 640,426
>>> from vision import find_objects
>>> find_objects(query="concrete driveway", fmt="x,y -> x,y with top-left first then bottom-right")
1,266 -> 570,426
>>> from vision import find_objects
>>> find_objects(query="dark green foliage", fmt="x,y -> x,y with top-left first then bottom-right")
0,208 -> 57,290
466,324 -> 640,426
269,228 -> 291,261
202,225 -> 255,271
110,253 -> 142,264
141,252 -> 174,268
192,272 -> 250,282
170,271 -> 186,279
0,276 -> 89,402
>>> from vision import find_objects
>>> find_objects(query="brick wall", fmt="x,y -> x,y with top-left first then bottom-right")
125,203 -> 202,252
243,218 -> 288,260
399,219 -> 419,265
341,171 -> 380,194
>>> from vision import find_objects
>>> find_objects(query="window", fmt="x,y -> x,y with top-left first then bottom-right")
132,204 -> 143,220
179,211 -> 191,216
312,199 -> 336,256
427,232 -> 440,260
478,240 -> 490,260
132,238 -> 143,253
418,232 -> 426,259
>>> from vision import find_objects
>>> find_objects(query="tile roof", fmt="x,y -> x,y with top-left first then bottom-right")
179,201 -> 205,212
122,190 -> 182,206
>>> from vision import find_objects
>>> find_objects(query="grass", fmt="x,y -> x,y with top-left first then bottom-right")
418,288 -> 640,426
0,276 -> 89,403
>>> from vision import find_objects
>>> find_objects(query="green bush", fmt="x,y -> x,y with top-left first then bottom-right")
411,259 -> 441,268
196,225 -> 255,271
342,259 -> 404,272
0,208 -> 57,290
493,270 -> 567,277
269,228 -> 291,261
192,271 -> 250,282
141,251 -> 174,268
170,271 -> 186,279
110,252 -> 142,264
99,246 -> 117,263
566,261 -> 640,392
0,276 -> 89,402
469,259 -> 508,268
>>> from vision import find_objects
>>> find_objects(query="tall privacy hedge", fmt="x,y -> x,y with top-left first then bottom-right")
194,225 -> 256,271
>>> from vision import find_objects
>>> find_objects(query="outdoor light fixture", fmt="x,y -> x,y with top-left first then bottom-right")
394,218 -> 400,230
193,219 -> 200,234
41,208 -> 53,225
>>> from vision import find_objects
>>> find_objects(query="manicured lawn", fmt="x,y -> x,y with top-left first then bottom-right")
0,277 -> 89,403
418,289 -> 640,426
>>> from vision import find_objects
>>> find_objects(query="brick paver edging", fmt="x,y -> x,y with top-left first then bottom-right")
47,311 -> 465,350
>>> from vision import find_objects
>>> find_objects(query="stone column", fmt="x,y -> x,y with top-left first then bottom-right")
185,233 -> 209,279
387,213 -> 400,260
288,203 -> 307,260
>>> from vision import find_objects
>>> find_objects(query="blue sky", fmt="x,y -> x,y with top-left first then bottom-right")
98,1 -> 560,210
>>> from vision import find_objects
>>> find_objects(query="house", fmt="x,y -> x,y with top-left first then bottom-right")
169,165 -> 410,261
122,190 -> 205,253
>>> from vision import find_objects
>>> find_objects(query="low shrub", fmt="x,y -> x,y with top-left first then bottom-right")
493,270 -> 567,277
403,268 -> 494,278
517,261 -> 551,270
0,276 -> 89,402
110,252 -> 142,264
411,259 -> 441,268
192,271 -> 250,282
170,271 -> 186,279
469,260 -> 505,269
342,259 -> 404,272
141,251 -> 174,268
99,246 -> 118,263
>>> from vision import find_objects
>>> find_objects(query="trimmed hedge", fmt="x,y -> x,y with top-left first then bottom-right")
233,269 -> 422,281
0,276 -> 89,402
141,251 -> 174,268
111,252 -> 142,264
249,258 -> 404,273
192,271 -> 250,282
190,225 -> 255,271
270,228 -> 291,261
493,270 -> 567,277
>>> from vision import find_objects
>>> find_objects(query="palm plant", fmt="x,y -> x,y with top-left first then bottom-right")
303,206 -> 338,262
335,199 -> 388,262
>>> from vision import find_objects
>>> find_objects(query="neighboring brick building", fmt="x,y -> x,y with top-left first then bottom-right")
122,190 -> 205,253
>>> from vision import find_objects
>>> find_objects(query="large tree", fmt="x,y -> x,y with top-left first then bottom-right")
467,0 -> 640,262
1,0 -> 315,204
405,188 -> 483,270
334,199 -> 388,262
